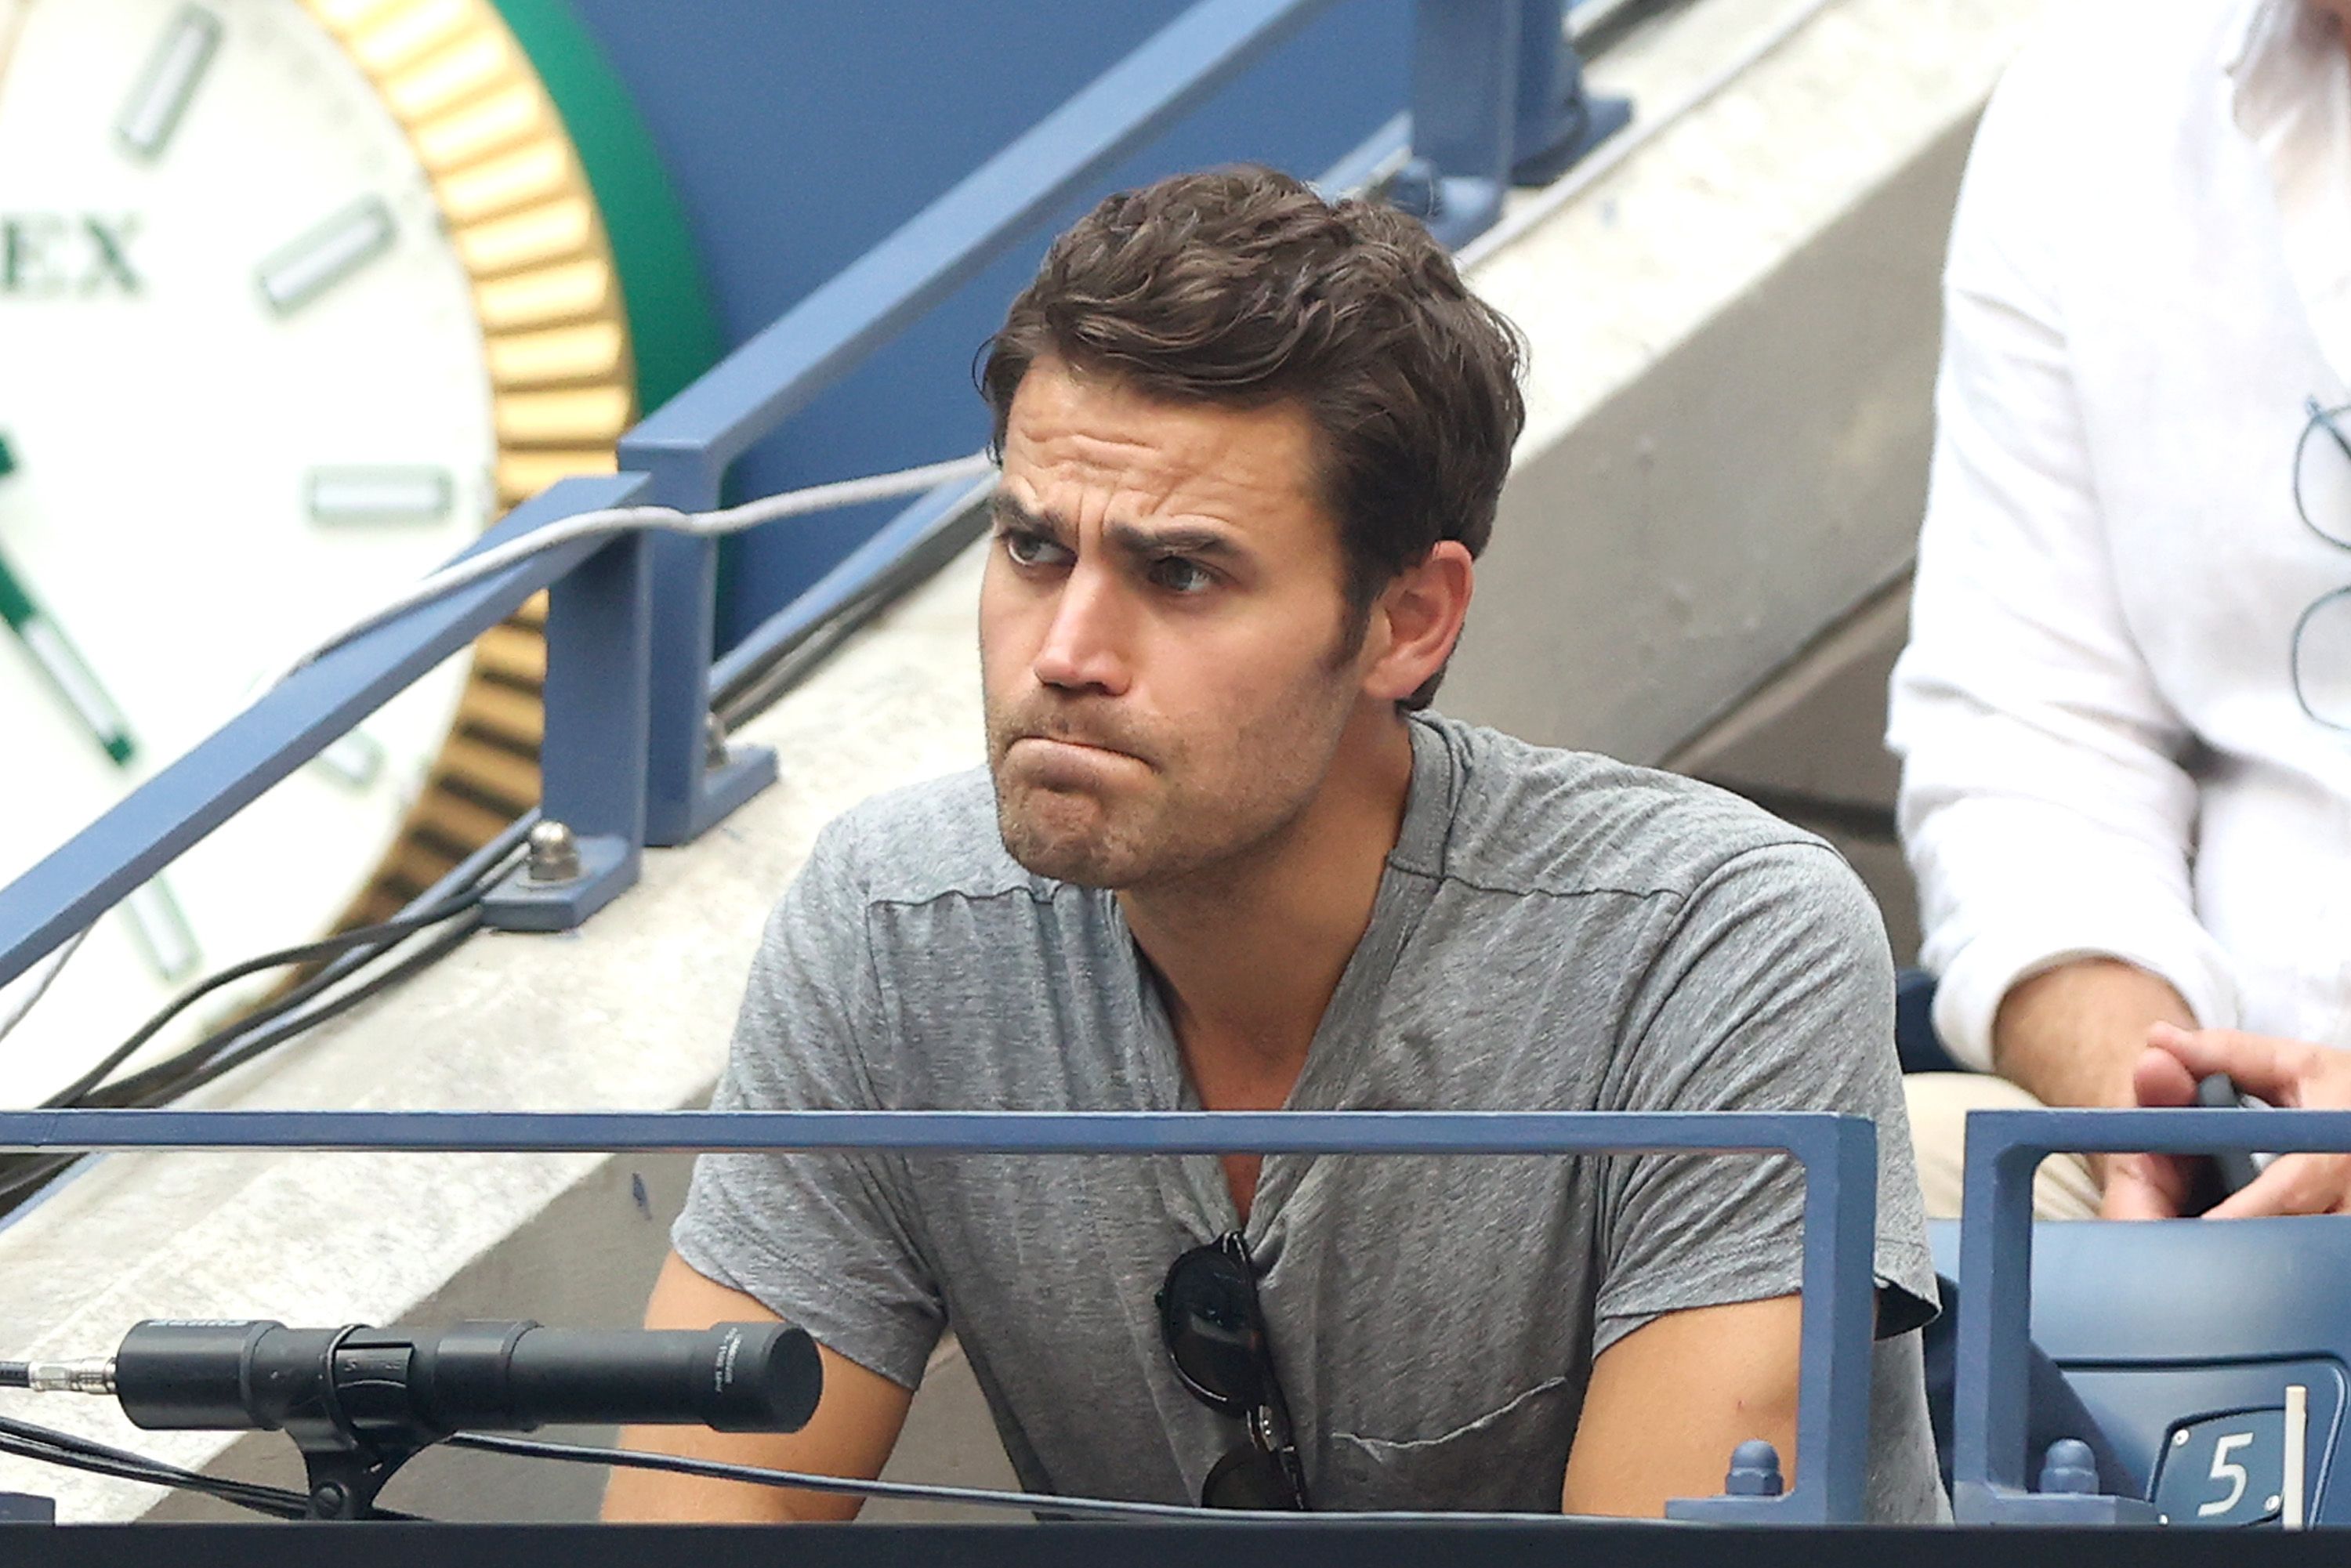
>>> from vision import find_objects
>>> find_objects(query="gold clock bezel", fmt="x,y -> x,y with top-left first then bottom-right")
301,0 -> 635,929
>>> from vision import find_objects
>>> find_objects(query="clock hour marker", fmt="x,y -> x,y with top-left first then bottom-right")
306,465 -> 453,525
123,878 -> 200,983
257,197 -> 395,316
115,7 -> 224,161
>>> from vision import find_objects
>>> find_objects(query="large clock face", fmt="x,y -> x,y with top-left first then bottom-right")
0,0 -> 621,1105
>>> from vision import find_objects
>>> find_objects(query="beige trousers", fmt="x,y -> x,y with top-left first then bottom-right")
1904,1072 -> 2100,1221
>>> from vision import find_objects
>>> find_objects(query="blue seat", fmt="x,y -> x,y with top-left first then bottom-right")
1896,968 -> 1966,1077
1929,1216 -> 2351,1524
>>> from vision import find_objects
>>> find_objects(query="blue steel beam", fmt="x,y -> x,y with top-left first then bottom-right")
1951,1106 -> 2351,1525
0,1106 -> 1877,1524
0,472 -> 652,989
619,0 -> 1342,494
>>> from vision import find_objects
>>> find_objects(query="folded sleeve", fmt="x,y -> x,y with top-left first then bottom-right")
1885,44 -> 2238,1069
670,816 -> 946,1390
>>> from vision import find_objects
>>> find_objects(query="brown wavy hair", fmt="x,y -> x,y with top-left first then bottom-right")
978,165 -> 1525,709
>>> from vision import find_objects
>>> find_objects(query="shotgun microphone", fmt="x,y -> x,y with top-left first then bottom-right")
25,1319 -> 820,1439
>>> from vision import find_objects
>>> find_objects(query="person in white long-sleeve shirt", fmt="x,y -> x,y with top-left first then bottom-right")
1889,0 -> 2351,1219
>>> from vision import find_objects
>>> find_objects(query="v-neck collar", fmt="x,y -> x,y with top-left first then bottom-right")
1114,717 -> 1458,1243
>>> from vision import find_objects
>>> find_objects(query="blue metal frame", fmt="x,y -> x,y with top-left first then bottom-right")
0,473 -> 652,982
0,1106 -> 1877,1524
1951,1106 -> 2351,1525
0,0 -> 1630,986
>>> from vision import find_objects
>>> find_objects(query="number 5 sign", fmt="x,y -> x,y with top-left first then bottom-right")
2151,1387 -> 2313,1527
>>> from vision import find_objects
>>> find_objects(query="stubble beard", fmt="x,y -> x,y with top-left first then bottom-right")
985,679 -> 1357,893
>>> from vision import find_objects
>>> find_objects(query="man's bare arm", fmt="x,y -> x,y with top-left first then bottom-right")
1559,1295 -> 1802,1518
601,1251 -> 915,1523
1991,957 -> 2195,1113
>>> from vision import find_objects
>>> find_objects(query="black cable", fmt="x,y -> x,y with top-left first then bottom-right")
39,885 -> 491,1110
444,1431 -> 1227,1521
0,1362 -> 26,1388
0,1411 -> 316,1519
134,914 -> 487,1106
0,914 -> 488,1215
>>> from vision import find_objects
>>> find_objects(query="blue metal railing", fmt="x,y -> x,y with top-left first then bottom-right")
0,1106 -> 1878,1524
0,0 -> 1621,983
1951,1106 -> 2351,1526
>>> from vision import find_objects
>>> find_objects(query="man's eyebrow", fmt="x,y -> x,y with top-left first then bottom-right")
1103,519 -> 1247,560
988,494 -> 1071,540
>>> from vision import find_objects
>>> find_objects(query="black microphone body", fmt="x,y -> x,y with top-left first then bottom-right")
111,1320 -> 820,1441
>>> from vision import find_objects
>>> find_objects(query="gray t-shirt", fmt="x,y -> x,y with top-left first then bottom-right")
675,712 -> 1947,1520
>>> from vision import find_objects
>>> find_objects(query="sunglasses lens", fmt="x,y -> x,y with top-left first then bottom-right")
1161,1248 -> 1264,1410
1201,1443 -> 1304,1510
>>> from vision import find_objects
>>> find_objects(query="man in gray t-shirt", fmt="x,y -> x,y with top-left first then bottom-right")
607,167 -> 1946,1524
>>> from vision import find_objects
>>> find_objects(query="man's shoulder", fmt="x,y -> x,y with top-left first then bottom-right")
1408,713 -> 1836,907
812,766 -> 1049,911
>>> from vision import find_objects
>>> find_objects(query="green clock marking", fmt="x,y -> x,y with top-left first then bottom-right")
0,433 -> 136,766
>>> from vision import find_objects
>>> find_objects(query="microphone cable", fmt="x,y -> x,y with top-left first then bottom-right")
0,1410 -> 396,1522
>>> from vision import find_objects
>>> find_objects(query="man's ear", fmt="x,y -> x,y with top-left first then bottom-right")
1360,541 -> 1474,703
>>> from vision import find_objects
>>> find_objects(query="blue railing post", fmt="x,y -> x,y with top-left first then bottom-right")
480,523 -> 655,931
1396,0 -> 1628,247
1405,0 -> 1520,246
618,440 -> 780,850
1947,1106 -> 2351,1524
1509,0 -> 1631,184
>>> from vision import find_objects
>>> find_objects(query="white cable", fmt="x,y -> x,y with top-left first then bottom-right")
0,451 -> 996,1054
0,926 -> 89,1049
268,449 -> 998,690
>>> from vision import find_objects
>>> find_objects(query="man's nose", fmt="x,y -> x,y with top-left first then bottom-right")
1031,561 -> 1132,695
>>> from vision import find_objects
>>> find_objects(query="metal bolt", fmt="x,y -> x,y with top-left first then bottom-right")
2036,1438 -> 2098,1496
311,1480 -> 348,1515
2172,1430 -> 2190,1447
1722,1439 -> 1784,1497
525,820 -> 582,884
705,713 -> 730,770
2267,1495 -> 2282,1512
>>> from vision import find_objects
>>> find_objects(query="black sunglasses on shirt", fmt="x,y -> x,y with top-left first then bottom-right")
1154,1231 -> 1312,1510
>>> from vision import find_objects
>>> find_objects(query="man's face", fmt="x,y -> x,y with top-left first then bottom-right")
980,360 -> 1371,890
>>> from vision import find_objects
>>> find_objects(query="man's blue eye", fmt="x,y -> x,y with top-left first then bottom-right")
1004,532 -> 1062,567
1152,558 -> 1213,593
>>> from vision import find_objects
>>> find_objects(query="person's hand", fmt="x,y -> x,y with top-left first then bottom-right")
2100,1023 -> 2351,1219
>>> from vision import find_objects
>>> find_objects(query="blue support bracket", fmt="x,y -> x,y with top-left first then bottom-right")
1508,0 -> 1632,186
1396,0 -> 1628,247
1951,1106 -> 2351,1525
480,512 -> 655,932
621,451 -> 779,851
0,473 -> 654,989
0,1106 -> 1881,1523
1665,1111 -> 1878,1526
